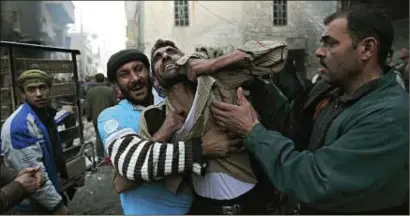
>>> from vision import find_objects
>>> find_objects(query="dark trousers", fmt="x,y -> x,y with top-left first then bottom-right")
93,123 -> 104,158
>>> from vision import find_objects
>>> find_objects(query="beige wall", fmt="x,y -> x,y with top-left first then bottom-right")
136,1 -> 338,77
141,1 -> 246,56
241,1 -> 338,77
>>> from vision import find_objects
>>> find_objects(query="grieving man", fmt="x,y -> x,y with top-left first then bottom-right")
98,49 -> 225,214
106,39 -> 290,214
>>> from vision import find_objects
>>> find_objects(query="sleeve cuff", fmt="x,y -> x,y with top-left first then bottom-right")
185,138 -> 208,176
243,123 -> 266,150
175,53 -> 205,67
237,49 -> 255,62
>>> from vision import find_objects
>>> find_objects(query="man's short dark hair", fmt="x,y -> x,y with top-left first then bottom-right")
324,5 -> 394,66
150,39 -> 182,76
95,73 -> 105,83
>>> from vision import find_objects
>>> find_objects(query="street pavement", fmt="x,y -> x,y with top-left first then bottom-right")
68,166 -> 122,215
68,120 -> 123,215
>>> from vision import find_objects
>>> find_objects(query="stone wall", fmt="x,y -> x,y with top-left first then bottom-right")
241,1 -> 338,78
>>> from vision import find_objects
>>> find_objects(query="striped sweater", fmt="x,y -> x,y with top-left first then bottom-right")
97,100 -> 207,182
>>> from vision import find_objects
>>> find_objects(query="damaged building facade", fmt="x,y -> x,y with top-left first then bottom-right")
0,1 -> 75,57
126,0 -> 409,79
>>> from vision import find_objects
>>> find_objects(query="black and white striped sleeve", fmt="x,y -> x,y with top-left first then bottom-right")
106,133 -> 207,181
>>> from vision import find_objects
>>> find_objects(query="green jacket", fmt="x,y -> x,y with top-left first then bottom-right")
244,71 -> 409,212
85,84 -> 117,125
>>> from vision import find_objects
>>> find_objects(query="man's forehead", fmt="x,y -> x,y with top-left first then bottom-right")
25,81 -> 47,88
118,61 -> 144,70
321,17 -> 348,40
153,46 -> 178,56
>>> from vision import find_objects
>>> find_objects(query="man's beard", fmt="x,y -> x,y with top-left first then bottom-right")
120,79 -> 153,106
157,67 -> 188,89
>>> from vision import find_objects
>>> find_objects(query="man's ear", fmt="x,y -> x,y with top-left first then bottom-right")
359,37 -> 378,61
20,91 -> 26,101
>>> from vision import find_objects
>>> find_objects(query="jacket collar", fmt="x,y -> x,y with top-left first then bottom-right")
119,99 -> 146,111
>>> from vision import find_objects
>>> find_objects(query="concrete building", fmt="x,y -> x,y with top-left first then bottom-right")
125,1 -> 338,78
1,1 -> 75,58
66,31 -> 97,81
125,1 -> 142,50
125,0 -> 408,78
89,34 -> 105,74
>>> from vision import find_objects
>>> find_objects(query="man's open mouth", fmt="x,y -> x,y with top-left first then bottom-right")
130,85 -> 145,92
36,99 -> 47,103
164,64 -> 177,71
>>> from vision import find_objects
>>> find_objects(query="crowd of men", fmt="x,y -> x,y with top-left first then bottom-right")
1,5 -> 409,215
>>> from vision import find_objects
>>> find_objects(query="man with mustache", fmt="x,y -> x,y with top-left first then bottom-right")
98,49 -> 238,214
99,39 -> 290,214
130,39 -> 288,214
211,5 -> 409,214
1,69 -> 70,214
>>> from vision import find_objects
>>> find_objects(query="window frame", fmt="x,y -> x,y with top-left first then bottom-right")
174,0 -> 189,27
273,0 -> 288,26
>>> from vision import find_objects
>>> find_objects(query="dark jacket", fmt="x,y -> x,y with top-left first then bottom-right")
244,71 -> 409,213
86,83 -> 117,125
0,163 -> 26,213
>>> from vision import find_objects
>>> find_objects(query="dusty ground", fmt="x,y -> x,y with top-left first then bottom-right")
68,165 -> 123,215
68,120 -> 122,215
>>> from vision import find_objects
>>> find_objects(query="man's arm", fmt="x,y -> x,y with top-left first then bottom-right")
243,106 -> 408,204
0,163 -> 17,186
0,181 -> 26,213
97,107 -> 207,182
2,128 -> 65,213
0,164 -> 25,213
178,40 -> 288,79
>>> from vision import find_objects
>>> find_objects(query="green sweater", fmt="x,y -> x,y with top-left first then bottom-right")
244,71 -> 409,212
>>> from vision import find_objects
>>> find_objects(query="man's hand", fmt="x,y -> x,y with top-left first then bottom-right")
186,59 -> 216,81
14,167 -> 41,193
201,127 -> 242,158
34,169 -> 46,188
211,87 -> 260,136
152,111 -> 186,142
54,205 -> 71,215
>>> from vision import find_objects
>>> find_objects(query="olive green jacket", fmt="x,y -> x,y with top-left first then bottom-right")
244,71 -> 409,212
